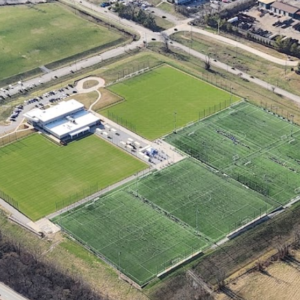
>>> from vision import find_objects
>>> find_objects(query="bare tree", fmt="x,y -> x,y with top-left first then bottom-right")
161,32 -> 171,53
276,244 -> 290,260
215,268 -> 225,290
204,56 -> 211,71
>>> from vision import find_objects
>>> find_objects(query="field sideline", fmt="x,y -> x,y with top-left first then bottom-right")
101,65 -> 240,140
0,134 -> 147,220
0,3 -> 123,80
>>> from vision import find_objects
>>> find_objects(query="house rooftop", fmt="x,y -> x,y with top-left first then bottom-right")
271,2 -> 300,14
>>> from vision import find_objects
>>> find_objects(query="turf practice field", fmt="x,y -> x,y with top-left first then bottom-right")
101,65 -> 240,140
130,158 -> 277,240
0,3 -> 123,80
166,102 -> 300,204
53,190 -> 207,285
0,134 -> 146,220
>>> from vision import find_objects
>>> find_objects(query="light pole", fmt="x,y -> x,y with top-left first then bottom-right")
174,112 -> 177,133
196,206 -> 199,234
285,55 -> 287,75
290,114 -> 294,136
118,251 -> 121,271
190,25 -> 192,57
135,173 -> 139,197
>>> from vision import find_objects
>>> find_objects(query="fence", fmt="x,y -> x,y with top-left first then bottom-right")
0,129 -> 35,148
55,183 -> 100,211
0,189 -> 19,210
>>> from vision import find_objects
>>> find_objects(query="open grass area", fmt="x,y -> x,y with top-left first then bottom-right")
157,2 -> 184,19
0,134 -> 146,220
53,188 -> 207,285
154,15 -> 175,30
0,3 -> 123,80
166,102 -> 300,204
69,91 -> 99,109
101,65 -> 240,140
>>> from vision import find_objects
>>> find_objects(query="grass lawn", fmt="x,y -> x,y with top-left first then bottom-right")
101,65 -> 240,140
166,102 -> 300,204
53,187 -> 207,285
0,134 -> 147,220
157,2 -> 184,19
0,3 -> 123,80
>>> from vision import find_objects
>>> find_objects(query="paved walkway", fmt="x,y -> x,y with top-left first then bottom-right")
76,76 -> 105,93
0,198 -> 41,233
0,199 -> 31,225
0,283 -> 29,300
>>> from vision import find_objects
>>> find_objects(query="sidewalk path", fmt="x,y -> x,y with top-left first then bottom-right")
0,282 -> 29,300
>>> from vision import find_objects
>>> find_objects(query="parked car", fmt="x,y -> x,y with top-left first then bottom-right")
100,2 -> 110,7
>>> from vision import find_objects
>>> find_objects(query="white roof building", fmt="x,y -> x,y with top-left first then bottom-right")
24,100 -> 100,140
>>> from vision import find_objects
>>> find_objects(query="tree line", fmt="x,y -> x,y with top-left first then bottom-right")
0,229 -> 110,300
114,3 -> 159,31
202,14 -> 300,60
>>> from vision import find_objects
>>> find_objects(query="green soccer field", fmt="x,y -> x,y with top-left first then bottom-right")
166,102 -> 300,204
101,65 -> 240,140
0,3 -> 124,80
0,134 -> 147,220
53,189 -> 207,285
131,158 -> 277,241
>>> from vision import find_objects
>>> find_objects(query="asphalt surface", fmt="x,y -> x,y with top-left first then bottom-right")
0,283 -> 29,300
0,86 -> 78,135
166,24 -> 299,66
95,121 -> 169,165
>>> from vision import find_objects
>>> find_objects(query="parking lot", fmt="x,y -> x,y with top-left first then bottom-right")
0,84 -> 78,135
246,6 -> 300,41
95,122 -> 170,166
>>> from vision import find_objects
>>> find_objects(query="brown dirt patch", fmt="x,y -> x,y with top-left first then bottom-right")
82,79 -> 99,89
94,88 -> 123,111
216,251 -> 300,300
69,91 -> 99,109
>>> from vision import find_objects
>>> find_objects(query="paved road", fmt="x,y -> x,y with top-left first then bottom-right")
165,24 -> 299,67
1,0 -> 300,130
0,283 -> 29,300
169,39 -> 300,103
